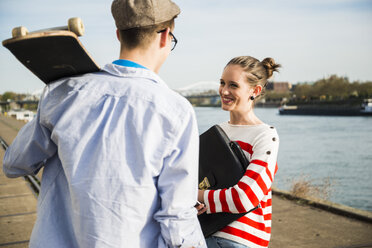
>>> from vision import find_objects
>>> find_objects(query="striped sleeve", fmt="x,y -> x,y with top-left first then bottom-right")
204,129 -> 279,214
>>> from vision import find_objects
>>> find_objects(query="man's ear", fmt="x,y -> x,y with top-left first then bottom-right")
116,29 -> 121,42
159,28 -> 170,49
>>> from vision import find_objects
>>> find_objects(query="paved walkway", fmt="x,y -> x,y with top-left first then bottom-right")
0,115 -> 371,248
0,115 -> 37,248
270,193 -> 372,248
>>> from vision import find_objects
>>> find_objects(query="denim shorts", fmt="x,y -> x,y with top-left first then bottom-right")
205,236 -> 250,248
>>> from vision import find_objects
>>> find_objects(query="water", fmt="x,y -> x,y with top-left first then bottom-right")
194,107 -> 372,212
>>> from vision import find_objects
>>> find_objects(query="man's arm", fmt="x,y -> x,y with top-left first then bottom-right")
3,107 -> 56,178
154,109 -> 206,248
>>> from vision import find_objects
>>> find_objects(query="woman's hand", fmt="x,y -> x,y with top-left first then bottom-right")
198,189 -> 205,203
195,201 -> 207,215
195,189 -> 207,215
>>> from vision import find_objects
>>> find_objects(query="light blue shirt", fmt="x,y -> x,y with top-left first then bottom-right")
3,61 -> 206,248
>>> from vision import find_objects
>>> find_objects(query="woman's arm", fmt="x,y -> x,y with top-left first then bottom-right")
202,129 -> 279,214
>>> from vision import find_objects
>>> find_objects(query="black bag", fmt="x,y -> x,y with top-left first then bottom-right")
198,125 -> 257,237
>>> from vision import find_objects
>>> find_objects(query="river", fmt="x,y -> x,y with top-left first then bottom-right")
194,106 -> 372,212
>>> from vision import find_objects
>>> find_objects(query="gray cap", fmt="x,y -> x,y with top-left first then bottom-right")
111,0 -> 180,30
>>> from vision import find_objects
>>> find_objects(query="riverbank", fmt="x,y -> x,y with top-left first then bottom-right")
270,189 -> 372,248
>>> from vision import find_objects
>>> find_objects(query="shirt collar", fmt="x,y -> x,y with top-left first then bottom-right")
112,59 -> 148,70
102,62 -> 168,89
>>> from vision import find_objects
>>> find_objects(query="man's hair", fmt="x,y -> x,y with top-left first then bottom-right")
118,19 -> 175,50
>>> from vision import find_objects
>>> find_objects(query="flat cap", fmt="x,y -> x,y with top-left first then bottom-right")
111,0 -> 180,30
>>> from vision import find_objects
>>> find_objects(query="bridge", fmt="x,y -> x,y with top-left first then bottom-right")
184,94 -> 220,106
0,100 -> 39,111
0,96 -> 221,109
0,95 -> 221,110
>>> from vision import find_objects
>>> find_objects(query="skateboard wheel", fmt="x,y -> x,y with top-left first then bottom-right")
68,17 -> 84,36
12,26 -> 29,38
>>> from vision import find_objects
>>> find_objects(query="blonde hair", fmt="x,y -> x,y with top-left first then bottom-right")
226,56 -> 281,99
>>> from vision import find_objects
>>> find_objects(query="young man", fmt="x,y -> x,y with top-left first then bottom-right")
3,0 -> 206,247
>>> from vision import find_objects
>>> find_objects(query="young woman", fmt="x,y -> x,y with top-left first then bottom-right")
198,56 -> 281,248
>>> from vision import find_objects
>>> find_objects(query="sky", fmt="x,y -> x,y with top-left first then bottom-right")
0,0 -> 372,94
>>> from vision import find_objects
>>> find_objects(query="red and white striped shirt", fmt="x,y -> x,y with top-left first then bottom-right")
203,122 -> 279,248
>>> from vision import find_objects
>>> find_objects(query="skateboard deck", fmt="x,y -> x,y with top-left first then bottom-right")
198,125 -> 258,237
2,18 -> 100,84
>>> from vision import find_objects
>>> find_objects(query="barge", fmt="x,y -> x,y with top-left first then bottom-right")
279,99 -> 372,116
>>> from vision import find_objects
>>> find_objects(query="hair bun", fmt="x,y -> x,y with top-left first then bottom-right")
261,57 -> 281,78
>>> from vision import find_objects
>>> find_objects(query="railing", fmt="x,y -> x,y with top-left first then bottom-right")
0,136 -> 41,196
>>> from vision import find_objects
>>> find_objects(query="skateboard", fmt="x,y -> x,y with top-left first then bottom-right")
198,125 -> 258,237
2,17 -> 100,84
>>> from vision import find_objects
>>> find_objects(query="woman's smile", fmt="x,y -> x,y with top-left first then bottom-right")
221,96 -> 234,105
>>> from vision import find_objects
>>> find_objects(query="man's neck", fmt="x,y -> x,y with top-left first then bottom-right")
118,48 -> 161,74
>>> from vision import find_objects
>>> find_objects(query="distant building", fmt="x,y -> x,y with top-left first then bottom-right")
266,81 -> 292,93
9,101 -> 20,110
7,109 -> 35,122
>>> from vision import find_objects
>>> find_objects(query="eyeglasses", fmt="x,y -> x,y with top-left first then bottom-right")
157,29 -> 177,51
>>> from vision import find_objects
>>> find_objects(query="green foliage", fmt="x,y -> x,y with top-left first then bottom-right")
23,103 -> 38,111
1,91 -> 17,101
265,91 -> 291,101
0,92 -> 38,112
291,75 -> 372,103
356,82 -> 372,98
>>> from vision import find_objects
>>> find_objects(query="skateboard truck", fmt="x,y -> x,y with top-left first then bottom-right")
12,17 -> 85,38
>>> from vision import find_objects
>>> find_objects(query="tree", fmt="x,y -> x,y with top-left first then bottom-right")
293,83 -> 312,100
1,91 -> 17,102
357,82 -> 372,98
288,75 -> 372,104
